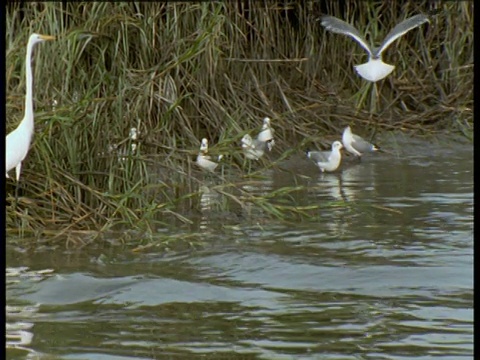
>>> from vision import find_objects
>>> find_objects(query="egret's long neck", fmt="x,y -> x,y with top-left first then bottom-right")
22,40 -> 35,132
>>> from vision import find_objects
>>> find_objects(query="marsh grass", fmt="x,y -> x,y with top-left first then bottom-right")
5,1 -> 473,237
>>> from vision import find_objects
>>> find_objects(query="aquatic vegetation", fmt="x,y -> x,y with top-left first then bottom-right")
5,2 -> 472,236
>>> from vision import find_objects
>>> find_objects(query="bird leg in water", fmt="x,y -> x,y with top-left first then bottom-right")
371,82 -> 379,133
370,82 -> 378,116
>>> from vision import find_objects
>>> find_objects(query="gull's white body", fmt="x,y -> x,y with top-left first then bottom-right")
257,117 -> 275,151
128,127 -> 138,153
129,127 -> 138,141
354,59 -> 395,83
241,134 -> 268,160
307,141 -> 343,172
117,127 -> 139,160
196,138 -> 222,172
6,33 -> 55,181
320,14 -> 429,82
342,126 -> 378,157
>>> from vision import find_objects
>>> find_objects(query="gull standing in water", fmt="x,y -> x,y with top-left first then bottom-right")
342,126 -> 378,157
129,127 -> 138,153
196,138 -> 223,172
306,141 -> 343,172
257,117 -> 275,151
241,134 -> 269,160
122,127 -> 139,157
110,127 -> 139,161
319,14 -> 430,82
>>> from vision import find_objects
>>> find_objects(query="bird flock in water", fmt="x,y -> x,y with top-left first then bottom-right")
6,13 -> 431,183
197,119 -> 377,173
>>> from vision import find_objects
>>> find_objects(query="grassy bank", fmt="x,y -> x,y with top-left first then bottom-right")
6,1 -> 473,235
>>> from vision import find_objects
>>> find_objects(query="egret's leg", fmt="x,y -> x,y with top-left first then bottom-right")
14,182 -> 20,205
14,163 -> 23,204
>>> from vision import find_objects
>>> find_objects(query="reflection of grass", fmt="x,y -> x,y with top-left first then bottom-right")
5,2 -> 472,234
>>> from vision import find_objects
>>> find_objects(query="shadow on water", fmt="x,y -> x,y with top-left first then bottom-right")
7,137 -> 473,359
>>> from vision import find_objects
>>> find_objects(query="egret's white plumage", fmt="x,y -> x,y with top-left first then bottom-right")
6,33 -> 55,181
320,14 -> 429,82
306,141 -> 343,172
342,126 -> 378,157
196,138 -> 222,172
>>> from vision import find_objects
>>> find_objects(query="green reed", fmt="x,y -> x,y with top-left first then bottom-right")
5,1 -> 473,235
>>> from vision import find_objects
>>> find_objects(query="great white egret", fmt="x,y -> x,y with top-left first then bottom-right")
196,138 -> 223,172
6,33 -> 55,181
342,126 -> 379,157
306,141 -> 343,172
241,134 -> 269,160
320,14 -> 429,82
257,117 -> 275,151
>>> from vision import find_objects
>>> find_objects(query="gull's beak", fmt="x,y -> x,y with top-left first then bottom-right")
40,34 -> 56,41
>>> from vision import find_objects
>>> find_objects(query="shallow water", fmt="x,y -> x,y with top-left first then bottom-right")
6,137 -> 473,359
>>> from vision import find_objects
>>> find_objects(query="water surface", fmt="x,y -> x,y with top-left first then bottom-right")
7,136 -> 473,359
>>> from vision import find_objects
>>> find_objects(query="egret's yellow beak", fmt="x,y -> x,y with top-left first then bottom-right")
40,34 -> 56,41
